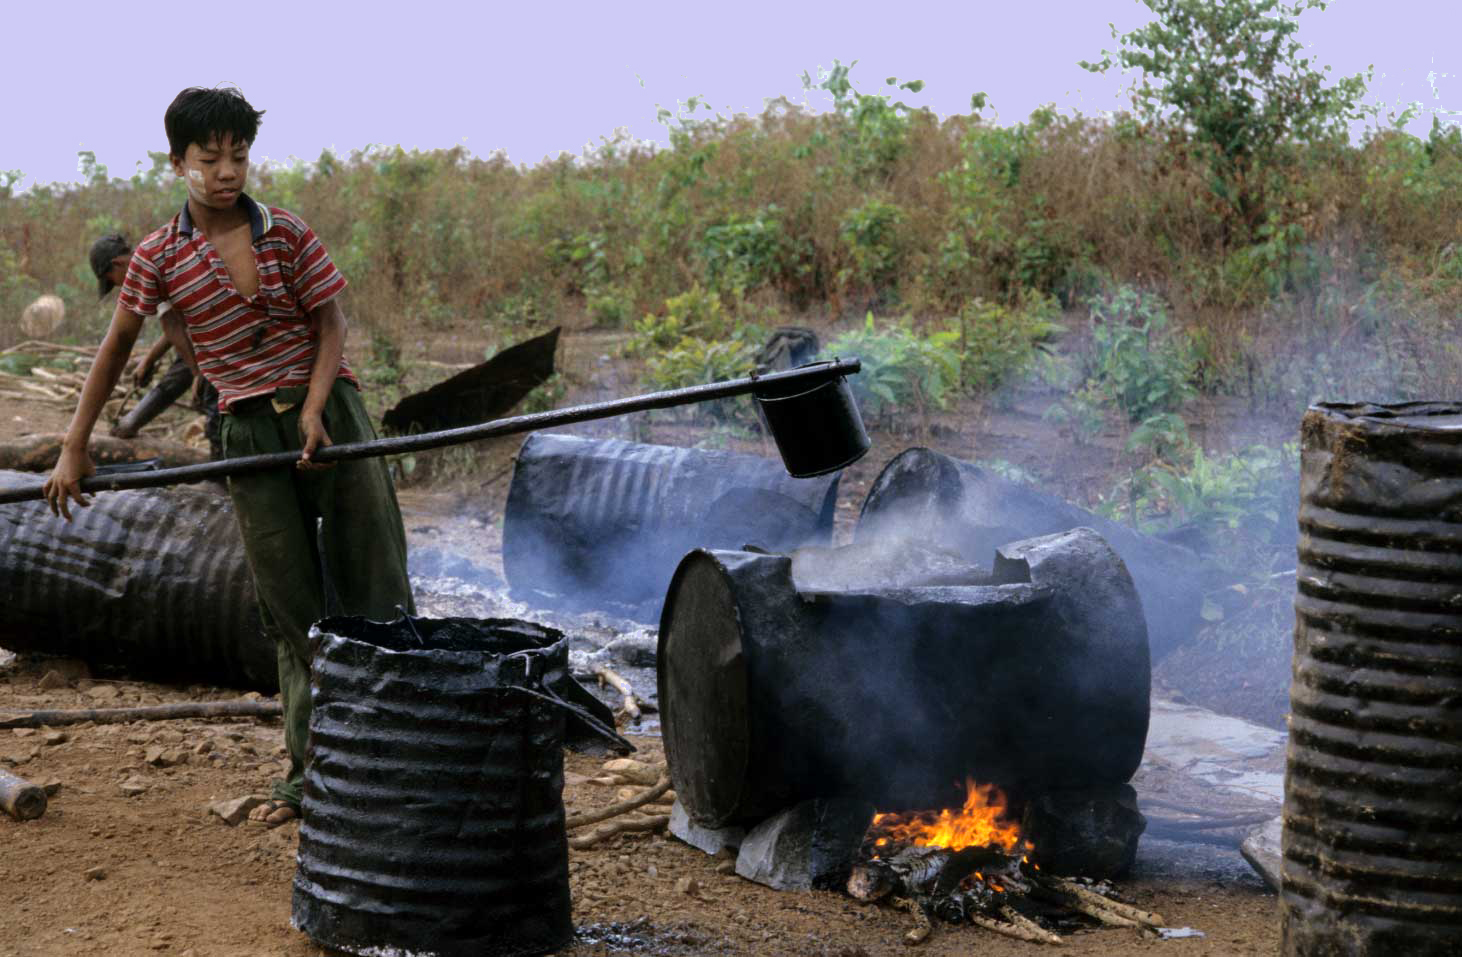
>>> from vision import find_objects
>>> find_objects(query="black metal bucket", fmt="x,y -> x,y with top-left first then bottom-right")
754,361 -> 870,478
293,615 -> 628,957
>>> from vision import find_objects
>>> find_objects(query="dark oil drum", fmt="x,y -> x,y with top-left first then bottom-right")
0,470 -> 273,690
292,615 -> 628,957
658,527 -> 1150,828
1284,402 -> 1462,956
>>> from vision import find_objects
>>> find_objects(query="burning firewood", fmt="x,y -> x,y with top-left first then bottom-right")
848,778 -> 1166,946
891,897 -> 932,945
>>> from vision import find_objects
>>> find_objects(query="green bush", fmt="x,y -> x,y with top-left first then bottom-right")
627,286 -> 732,356
949,293 -> 1063,393
1099,441 -> 1300,570
822,313 -> 960,428
642,333 -> 762,424
838,198 -> 906,294
1081,286 -> 1197,423
696,206 -> 789,295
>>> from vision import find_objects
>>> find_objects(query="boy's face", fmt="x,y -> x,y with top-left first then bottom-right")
105,254 -> 130,290
170,132 -> 250,210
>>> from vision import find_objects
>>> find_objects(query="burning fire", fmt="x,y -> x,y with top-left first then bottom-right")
867,778 -> 1027,854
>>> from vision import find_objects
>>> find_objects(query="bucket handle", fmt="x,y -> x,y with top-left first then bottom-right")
502,677 -> 632,752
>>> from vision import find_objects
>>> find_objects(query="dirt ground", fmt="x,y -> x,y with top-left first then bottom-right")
0,321 -> 1285,955
0,654 -> 1279,956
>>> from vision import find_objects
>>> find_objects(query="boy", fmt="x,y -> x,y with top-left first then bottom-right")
90,232 -> 222,457
46,87 -> 414,827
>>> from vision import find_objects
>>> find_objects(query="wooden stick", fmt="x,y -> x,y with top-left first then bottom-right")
565,775 -> 671,830
1,341 -> 96,356
0,769 -> 47,821
593,665 -> 640,722
969,913 -> 1056,945
0,699 -> 281,729
1040,876 -> 1165,927
891,897 -> 932,945
568,813 -> 670,849
999,905 -> 1064,945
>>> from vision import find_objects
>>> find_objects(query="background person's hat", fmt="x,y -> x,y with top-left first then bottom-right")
89,233 -> 132,298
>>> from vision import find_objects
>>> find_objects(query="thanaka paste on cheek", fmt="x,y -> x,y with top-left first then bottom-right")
185,167 -> 208,202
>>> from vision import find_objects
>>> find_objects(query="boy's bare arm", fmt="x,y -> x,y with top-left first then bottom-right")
297,297 -> 347,469
43,305 -> 147,519
157,308 -> 200,376
135,332 -> 174,386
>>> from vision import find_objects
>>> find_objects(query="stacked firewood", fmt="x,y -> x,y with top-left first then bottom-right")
848,844 -> 1165,946
566,757 -> 675,849
0,342 -> 105,405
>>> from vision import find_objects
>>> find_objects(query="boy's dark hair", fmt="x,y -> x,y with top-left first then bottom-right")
90,233 -> 132,298
164,87 -> 265,158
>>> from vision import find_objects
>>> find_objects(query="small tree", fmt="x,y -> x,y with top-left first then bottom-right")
1082,0 -> 1372,235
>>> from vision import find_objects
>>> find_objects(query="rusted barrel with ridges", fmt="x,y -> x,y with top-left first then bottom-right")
0,470 -> 273,690
1284,402 -> 1462,956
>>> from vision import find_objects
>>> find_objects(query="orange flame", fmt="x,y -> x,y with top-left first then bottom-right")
868,779 -> 1025,854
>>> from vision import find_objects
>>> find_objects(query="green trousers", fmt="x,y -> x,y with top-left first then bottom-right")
221,379 -> 415,807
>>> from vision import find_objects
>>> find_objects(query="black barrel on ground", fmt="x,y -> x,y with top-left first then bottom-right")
0,470 -> 274,690
856,447 -> 1210,662
1283,402 -> 1462,957
294,615 -> 627,957
502,433 -> 841,620
658,527 -> 1151,828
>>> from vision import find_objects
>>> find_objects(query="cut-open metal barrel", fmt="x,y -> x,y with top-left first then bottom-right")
658,527 -> 1151,828
294,615 -> 625,957
1284,402 -> 1462,956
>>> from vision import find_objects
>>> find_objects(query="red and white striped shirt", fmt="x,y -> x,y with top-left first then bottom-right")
117,194 -> 357,413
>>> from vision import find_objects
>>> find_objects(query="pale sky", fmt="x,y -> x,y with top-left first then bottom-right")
3,0 -> 1458,190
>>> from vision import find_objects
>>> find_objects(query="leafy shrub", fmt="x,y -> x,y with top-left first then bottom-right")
1100,441 -> 1300,570
949,293 -> 1063,393
586,285 -> 635,327
838,198 -> 907,293
1081,286 -> 1197,423
822,313 -> 960,428
642,333 -> 763,424
696,207 -> 789,295
1081,0 -> 1373,234
627,286 -> 731,356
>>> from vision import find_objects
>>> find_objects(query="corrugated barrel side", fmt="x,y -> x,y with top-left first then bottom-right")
1285,402 -> 1462,956
293,618 -> 572,957
0,472 -> 272,690
502,433 -> 840,618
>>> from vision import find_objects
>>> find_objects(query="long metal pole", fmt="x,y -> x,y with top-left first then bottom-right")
0,358 -> 861,505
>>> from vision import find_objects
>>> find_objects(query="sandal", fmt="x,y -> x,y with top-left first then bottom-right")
247,798 -> 300,828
